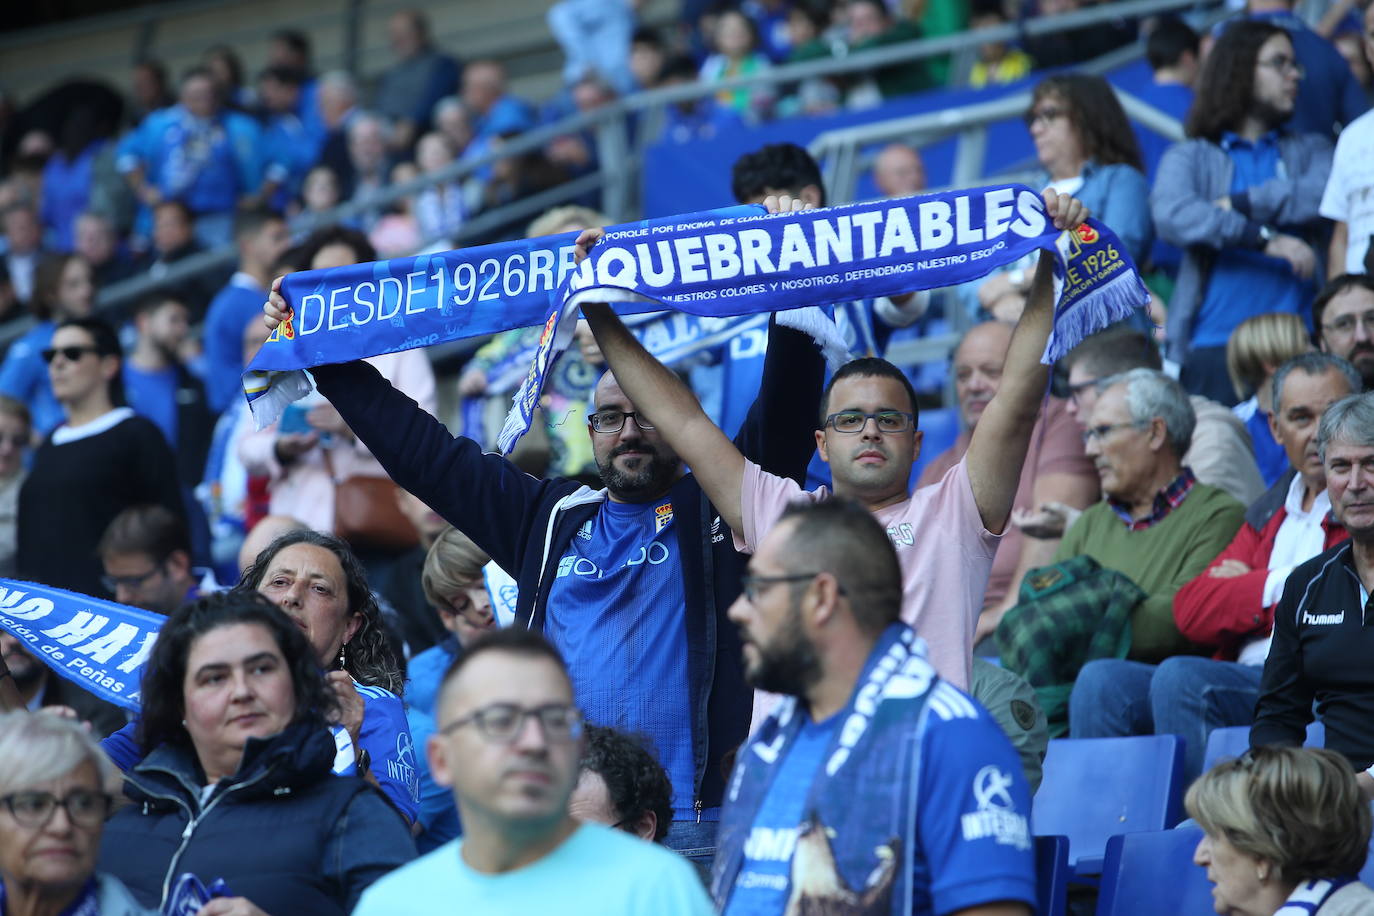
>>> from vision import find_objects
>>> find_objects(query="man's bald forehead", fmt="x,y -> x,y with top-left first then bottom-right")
955,321 -> 1013,362
437,649 -> 574,719
594,371 -> 634,410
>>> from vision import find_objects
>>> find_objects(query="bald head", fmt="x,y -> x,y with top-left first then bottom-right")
873,143 -> 927,198
954,321 -> 1013,429
238,515 -> 309,574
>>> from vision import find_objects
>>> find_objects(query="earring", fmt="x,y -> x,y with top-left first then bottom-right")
338,644 -> 346,670
1257,865 -> 1270,883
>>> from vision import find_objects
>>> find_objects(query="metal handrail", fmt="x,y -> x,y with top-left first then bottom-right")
0,0 -> 1216,351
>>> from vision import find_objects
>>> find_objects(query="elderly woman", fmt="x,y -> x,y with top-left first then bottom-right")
97,591 -> 414,914
0,711 -> 151,916
101,530 -> 420,825
1189,746 -> 1374,915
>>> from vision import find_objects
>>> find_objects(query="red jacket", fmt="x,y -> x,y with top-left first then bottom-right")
1174,472 -> 1347,661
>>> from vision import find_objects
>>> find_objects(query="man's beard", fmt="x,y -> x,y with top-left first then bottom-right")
1348,345 -> 1374,391
596,444 -> 679,501
2,645 -> 45,691
745,606 -> 823,698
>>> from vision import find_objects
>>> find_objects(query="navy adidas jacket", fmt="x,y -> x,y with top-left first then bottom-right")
312,318 -> 824,811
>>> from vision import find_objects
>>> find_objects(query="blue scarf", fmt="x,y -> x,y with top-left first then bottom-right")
710,623 -> 940,914
0,577 -> 163,711
244,184 -> 1149,450
0,878 -> 100,916
1275,877 -> 1358,915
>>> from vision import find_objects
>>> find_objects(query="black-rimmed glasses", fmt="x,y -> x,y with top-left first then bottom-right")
589,410 -> 655,434
1,790 -> 111,828
439,703 -> 583,743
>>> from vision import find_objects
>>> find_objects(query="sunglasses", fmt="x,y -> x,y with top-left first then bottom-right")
40,345 -> 102,364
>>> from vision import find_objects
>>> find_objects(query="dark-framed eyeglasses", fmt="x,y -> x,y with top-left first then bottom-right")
1,790 -> 112,828
1081,421 -> 1146,444
439,702 -> 583,743
1024,105 -> 1066,128
1257,55 -> 1304,77
740,571 -> 828,603
40,345 -> 101,365
1066,377 -> 1102,404
101,561 -> 165,595
1322,310 -> 1374,337
823,410 -> 914,434
588,410 -> 655,434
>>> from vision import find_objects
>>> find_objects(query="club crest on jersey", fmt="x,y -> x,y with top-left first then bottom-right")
655,502 -> 674,533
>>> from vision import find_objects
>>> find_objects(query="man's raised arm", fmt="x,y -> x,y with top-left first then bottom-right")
966,190 -> 1089,535
581,301 -> 747,533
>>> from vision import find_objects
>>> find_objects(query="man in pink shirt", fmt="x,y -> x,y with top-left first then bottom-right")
580,190 -> 1090,689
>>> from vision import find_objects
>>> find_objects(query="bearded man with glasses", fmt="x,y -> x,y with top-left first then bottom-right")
353,628 -> 712,916
1313,274 -> 1374,390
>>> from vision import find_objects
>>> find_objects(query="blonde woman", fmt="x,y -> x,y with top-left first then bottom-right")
1189,746 -> 1374,915
1227,312 -> 1314,485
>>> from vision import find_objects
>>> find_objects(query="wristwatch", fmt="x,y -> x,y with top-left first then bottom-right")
356,748 -> 371,778
1258,224 -> 1277,244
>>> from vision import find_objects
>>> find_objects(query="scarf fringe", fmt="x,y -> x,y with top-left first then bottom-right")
776,305 -> 853,370
1041,270 -> 1151,365
247,368 -> 313,431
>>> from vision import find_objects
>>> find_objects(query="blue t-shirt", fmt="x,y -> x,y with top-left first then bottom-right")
124,364 -> 180,446
725,694 -> 1037,916
1193,132 -> 1313,348
406,707 -> 462,854
203,276 -> 268,414
544,497 -> 697,819
0,321 -> 62,434
406,638 -> 459,719
723,714 -> 840,914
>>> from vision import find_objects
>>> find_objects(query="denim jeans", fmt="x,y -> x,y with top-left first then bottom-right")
664,817 -> 718,876
1069,657 -> 1263,783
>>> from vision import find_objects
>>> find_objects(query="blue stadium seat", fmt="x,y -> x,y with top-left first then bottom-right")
1202,721 -> 1327,773
1035,834 -> 1070,916
1095,828 -> 1211,915
1033,735 -> 1185,875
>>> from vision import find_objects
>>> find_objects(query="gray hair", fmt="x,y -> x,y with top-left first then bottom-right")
1271,352 -> 1361,413
1316,391 -> 1374,462
0,710 -> 121,796
317,70 -> 357,100
348,111 -> 391,143
432,95 -> 466,120
1101,368 -> 1196,456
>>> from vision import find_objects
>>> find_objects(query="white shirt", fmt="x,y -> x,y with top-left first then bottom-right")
1238,475 -> 1331,666
1320,107 -> 1374,274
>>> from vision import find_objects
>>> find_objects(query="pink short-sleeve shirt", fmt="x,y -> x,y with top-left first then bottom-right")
738,457 -> 999,690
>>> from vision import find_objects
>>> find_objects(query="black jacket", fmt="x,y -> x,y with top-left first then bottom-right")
1252,542 -> 1374,769
98,721 -> 414,913
313,318 -> 825,811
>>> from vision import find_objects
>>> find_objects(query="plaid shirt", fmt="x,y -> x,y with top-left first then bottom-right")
1107,467 -> 1197,531
998,555 -> 1148,737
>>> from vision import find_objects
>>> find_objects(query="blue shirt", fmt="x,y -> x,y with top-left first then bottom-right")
405,707 -> 462,854
406,638 -> 459,718
725,697 -> 1037,916
0,322 -> 62,434
203,275 -> 268,413
723,714 -> 840,914
1193,132 -> 1312,348
117,105 -> 264,216
123,364 -> 180,446
544,497 -> 697,819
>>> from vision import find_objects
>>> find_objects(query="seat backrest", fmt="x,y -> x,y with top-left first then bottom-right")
1202,726 -> 1251,773
1096,828 -> 1211,915
1035,834 -> 1070,916
1204,722 -> 1328,773
1033,735 -> 1185,867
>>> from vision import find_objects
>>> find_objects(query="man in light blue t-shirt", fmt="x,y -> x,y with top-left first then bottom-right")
353,628 -> 712,916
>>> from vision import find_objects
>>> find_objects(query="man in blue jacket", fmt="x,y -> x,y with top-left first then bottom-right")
291,298 -> 825,865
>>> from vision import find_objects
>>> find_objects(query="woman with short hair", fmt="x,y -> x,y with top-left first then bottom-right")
1189,746 -> 1374,915
0,711 -> 152,915
97,590 -> 414,914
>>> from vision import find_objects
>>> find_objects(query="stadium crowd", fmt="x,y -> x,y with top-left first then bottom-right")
4,0 -> 1374,913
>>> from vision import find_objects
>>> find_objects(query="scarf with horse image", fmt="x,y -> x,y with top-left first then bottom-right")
712,624 -> 944,914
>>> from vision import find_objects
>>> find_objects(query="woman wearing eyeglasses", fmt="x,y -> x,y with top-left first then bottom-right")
15,316 -> 185,600
974,72 -> 1153,322
97,590 -> 414,915
0,710 -> 152,916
